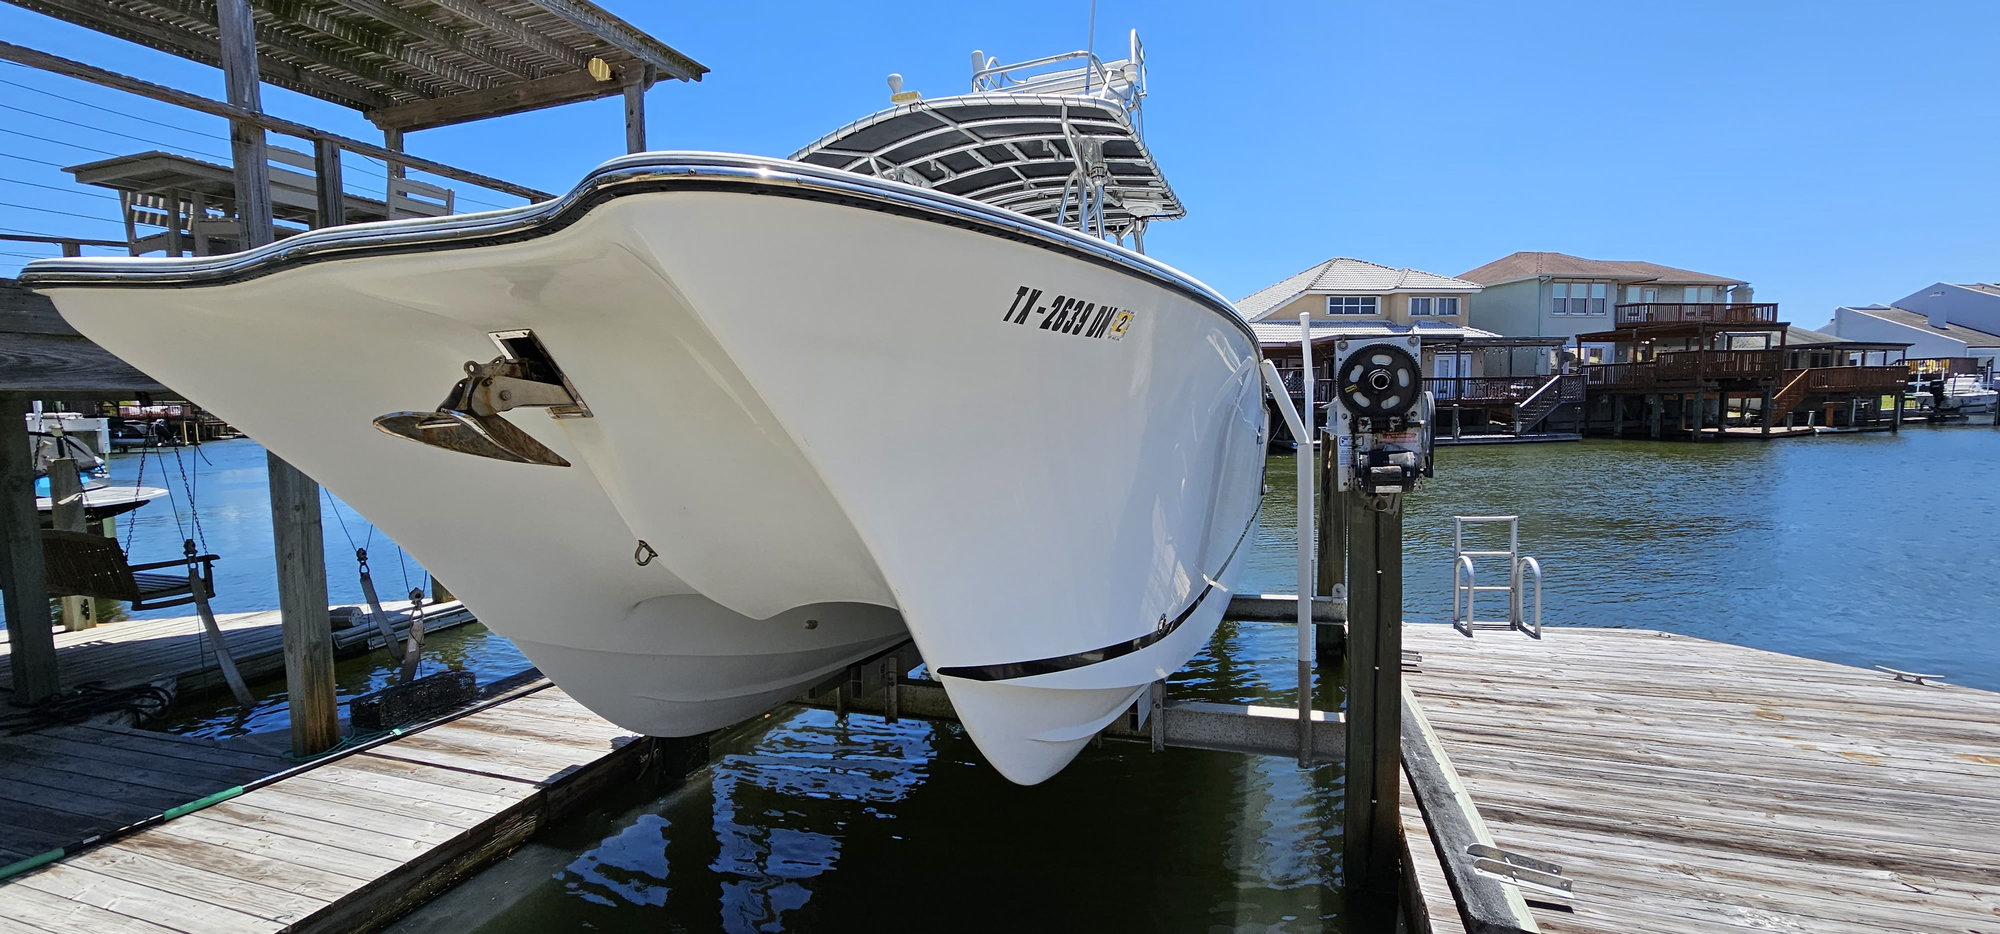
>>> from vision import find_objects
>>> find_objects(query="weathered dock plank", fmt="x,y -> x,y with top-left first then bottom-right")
1404,624 -> 2000,934
0,685 -> 666,934
0,600 -> 473,699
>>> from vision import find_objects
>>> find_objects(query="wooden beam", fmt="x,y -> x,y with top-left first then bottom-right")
0,392 -> 60,702
322,0 -> 544,79
269,452 -> 336,756
1342,489 -> 1404,930
7,0 -> 398,110
368,68 -> 620,132
216,0 -> 276,250
425,0 -> 589,70
128,0 -> 453,99
519,0 -> 707,81
622,65 -> 649,153
312,139 -> 345,227
0,41 -> 554,201
243,0 -> 497,92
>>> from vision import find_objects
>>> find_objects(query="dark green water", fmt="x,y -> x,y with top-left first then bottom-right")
387,426 -> 2000,934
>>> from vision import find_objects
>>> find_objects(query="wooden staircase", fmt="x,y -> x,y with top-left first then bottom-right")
1511,374 -> 1570,435
1764,369 -> 1811,426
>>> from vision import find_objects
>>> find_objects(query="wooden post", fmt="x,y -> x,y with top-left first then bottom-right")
215,0 -> 273,248
623,64 -> 652,153
1762,387 -> 1774,436
1314,431 -> 1344,666
1647,392 -> 1663,439
1692,389 -> 1707,441
1893,390 -> 1904,433
313,139 -> 346,228
1,394 -> 59,701
217,0 -> 336,753
1342,489 -> 1404,929
270,455 -> 337,754
47,458 -> 93,632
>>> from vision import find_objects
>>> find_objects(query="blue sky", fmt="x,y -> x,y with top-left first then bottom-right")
3,0 -> 1997,323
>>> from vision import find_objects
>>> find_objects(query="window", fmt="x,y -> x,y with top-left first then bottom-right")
1552,281 -> 1607,315
1409,296 -> 1461,316
1685,286 -> 1717,303
1325,296 -> 1379,316
1435,296 -> 1460,316
1410,297 -> 1431,316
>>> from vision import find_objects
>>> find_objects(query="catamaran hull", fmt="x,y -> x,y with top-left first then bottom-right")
28,155 -> 1266,785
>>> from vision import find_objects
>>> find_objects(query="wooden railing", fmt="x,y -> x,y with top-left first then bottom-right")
1794,365 -> 1909,392
1615,303 -> 1779,327
1425,374 -> 1584,404
1584,350 -> 1783,388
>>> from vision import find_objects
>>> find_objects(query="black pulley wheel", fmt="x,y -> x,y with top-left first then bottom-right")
1337,344 -> 1421,418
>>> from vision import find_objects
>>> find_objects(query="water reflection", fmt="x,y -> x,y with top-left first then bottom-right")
396,703 -> 1345,933
152,622 -> 532,739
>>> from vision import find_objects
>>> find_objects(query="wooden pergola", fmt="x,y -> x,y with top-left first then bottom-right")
0,0 -> 706,754
7,0 -> 706,143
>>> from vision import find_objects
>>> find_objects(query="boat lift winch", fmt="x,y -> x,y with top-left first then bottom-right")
372,329 -> 587,468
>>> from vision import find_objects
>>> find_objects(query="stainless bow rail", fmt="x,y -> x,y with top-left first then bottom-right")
1451,515 -> 1543,638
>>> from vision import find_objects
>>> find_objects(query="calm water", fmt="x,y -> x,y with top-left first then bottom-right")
386,425 -> 2000,934
102,438 -> 430,620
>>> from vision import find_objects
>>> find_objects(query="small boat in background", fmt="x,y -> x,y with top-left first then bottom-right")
27,411 -> 168,522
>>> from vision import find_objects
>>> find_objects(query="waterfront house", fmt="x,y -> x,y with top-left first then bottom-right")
1239,258 -> 1575,439
1457,251 -> 1755,373
1827,283 -> 2000,378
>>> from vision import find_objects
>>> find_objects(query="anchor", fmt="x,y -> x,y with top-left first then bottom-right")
374,330 -> 585,467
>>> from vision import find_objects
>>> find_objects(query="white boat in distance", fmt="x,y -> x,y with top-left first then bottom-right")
23,35 -> 1265,784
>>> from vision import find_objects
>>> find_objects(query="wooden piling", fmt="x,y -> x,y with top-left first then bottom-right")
269,455 -> 338,756
0,393 -> 59,702
1342,490 -> 1404,929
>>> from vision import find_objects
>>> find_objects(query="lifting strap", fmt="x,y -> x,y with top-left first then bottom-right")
354,549 -> 409,663
185,540 -> 253,707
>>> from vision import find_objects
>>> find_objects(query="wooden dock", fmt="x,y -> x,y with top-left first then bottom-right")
0,683 -> 676,933
0,600 -> 473,701
1400,624 -> 2000,934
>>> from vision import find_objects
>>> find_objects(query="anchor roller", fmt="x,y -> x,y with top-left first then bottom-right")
373,329 -> 586,467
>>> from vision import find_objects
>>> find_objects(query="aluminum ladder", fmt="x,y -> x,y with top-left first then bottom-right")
1450,515 -> 1542,638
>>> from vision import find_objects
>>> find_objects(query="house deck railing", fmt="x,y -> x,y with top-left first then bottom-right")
1584,350 -> 1784,388
1615,303 -> 1779,327
1792,365 -> 1910,392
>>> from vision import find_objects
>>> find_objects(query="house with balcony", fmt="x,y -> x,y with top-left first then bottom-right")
1827,282 -> 2000,379
1571,306 -> 1909,438
1457,251 -> 1756,373
1239,257 -> 1577,441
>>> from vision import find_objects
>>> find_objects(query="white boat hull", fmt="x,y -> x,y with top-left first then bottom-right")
29,155 -> 1265,784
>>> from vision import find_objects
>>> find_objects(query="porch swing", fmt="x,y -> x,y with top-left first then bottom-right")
38,442 -> 255,707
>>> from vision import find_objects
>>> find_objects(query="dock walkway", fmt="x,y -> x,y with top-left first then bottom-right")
0,683 -> 660,934
1402,624 -> 2000,934
0,601 -> 472,700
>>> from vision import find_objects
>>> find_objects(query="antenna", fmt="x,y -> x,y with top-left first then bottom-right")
1083,0 -> 1099,93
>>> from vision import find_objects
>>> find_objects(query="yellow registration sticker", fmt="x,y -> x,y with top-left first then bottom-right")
1107,310 -> 1134,340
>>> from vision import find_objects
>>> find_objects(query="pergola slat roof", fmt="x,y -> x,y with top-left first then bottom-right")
5,0 -> 706,130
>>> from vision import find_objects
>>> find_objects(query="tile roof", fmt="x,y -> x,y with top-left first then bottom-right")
1841,305 -> 2000,347
1236,258 -> 1479,320
1251,320 -> 1501,346
1458,251 -> 1745,287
